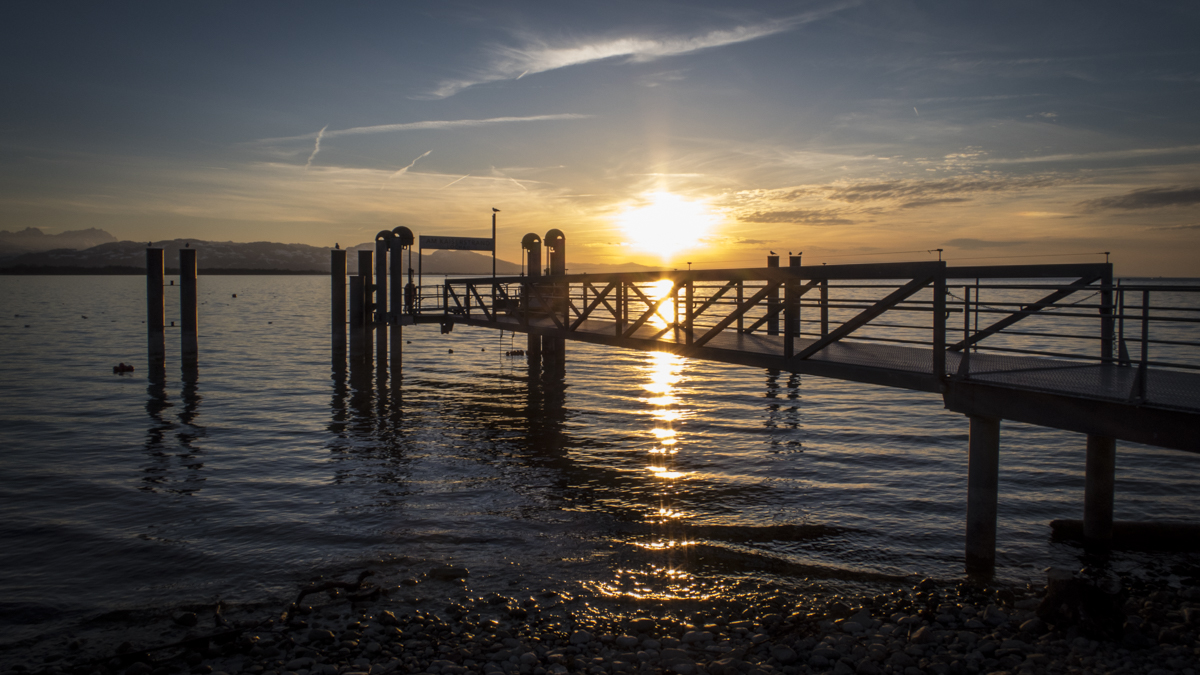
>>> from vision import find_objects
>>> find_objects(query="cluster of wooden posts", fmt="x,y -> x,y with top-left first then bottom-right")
146,247 -> 198,370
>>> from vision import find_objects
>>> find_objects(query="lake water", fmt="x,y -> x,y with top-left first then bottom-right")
1,274 -> 1197,646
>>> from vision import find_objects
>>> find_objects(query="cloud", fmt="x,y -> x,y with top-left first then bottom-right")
426,6 -> 852,99
387,150 -> 432,182
1079,186 -> 1200,211
820,177 -> 1061,203
947,238 -> 1029,249
984,144 -> 1200,165
738,209 -> 855,225
304,125 -> 327,169
898,197 -> 971,209
259,114 -> 591,145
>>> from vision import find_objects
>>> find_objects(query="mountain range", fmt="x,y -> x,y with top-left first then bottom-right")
0,228 -> 663,275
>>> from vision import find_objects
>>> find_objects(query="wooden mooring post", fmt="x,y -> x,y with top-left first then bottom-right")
331,248 -> 346,351
147,247 -> 166,368
180,247 -> 198,368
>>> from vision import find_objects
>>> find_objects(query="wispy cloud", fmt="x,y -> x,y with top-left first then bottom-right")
305,125 -> 327,169
1080,185 -> 1200,211
947,238 -> 1030,249
387,150 -> 432,182
426,6 -> 852,99
984,144 -> 1200,165
259,114 -> 591,145
738,209 -> 855,226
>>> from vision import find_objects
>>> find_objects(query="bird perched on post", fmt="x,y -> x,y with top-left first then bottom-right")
769,250 -> 776,255
493,208 -> 500,212
335,243 -> 340,249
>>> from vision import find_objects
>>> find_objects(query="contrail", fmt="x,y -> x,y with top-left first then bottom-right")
305,125 -> 328,169
385,150 -> 432,185
509,177 -> 527,191
440,174 -> 471,189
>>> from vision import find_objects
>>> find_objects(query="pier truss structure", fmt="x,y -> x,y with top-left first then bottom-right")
330,236 -> 1200,576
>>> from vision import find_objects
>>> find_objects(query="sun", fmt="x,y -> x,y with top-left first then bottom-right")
616,191 -> 717,259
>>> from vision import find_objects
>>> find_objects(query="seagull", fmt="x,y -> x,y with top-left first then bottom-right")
492,208 -> 500,212
185,242 -> 189,247
335,243 -> 340,249
770,250 -> 777,255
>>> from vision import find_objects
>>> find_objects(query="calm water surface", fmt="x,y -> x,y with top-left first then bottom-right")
1,275 -> 1197,643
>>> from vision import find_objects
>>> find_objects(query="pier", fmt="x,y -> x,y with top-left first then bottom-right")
147,230 -> 1200,578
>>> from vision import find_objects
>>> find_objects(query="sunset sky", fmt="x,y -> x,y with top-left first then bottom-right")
2,1 -> 1198,275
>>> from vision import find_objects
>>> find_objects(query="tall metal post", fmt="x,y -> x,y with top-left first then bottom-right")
349,275 -> 364,361
785,254 -> 801,356
965,415 -> 1001,578
522,233 -> 543,378
544,229 -> 566,381
820,279 -> 829,337
331,248 -> 347,351
685,278 -> 694,345
767,254 -> 780,336
180,248 -> 198,368
933,264 -> 947,379
375,233 -> 391,327
147,247 -> 166,368
1100,263 -> 1114,364
358,250 -> 374,330
1084,435 -> 1116,550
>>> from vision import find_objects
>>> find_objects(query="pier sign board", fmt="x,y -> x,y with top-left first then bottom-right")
420,235 -> 494,252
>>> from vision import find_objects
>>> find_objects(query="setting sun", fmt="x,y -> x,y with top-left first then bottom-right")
615,191 -> 718,260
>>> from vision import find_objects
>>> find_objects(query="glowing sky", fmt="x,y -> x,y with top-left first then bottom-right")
2,2 -> 1198,275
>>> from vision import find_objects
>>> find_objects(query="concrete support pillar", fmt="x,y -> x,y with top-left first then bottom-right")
1084,434 -> 1116,550
179,248 -> 198,368
146,248 -> 165,367
331,249 -> 347,351
965,415 -> 1001,577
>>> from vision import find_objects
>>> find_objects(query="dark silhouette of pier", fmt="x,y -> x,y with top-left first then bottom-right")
148,229 -> 1200,577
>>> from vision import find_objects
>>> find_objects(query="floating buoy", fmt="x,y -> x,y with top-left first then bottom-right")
448,349 -> 454,354
407,340 -> 411,344
481,348 -> 486,352
232,294 -> 237,298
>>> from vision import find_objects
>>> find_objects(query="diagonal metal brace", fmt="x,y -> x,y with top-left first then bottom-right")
571,281 -> 616,330
693,281 -> 781,347
744,278 -> 821,333
948,276 -> 1100,352
790,276 -> 933,362
623,281 -> 680,338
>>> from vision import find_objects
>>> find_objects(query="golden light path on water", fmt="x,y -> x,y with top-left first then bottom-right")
590,338 -> 722,601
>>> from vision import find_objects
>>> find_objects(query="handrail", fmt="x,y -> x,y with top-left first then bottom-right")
416,262 -> 1197,382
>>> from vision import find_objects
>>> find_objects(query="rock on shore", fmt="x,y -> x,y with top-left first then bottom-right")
5,564 -> 1199,675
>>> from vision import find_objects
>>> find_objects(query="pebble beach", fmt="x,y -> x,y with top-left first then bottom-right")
5,557 -> 1198,675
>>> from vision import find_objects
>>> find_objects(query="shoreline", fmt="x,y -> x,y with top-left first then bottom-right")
5,559 -> 1197,675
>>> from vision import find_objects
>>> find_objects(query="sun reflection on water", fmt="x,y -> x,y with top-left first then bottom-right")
596,349 -> 720,601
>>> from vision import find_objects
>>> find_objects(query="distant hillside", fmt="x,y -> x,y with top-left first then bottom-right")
0,227 -> 116,256
0,238 -> 524,275
0,232 -> 667,275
